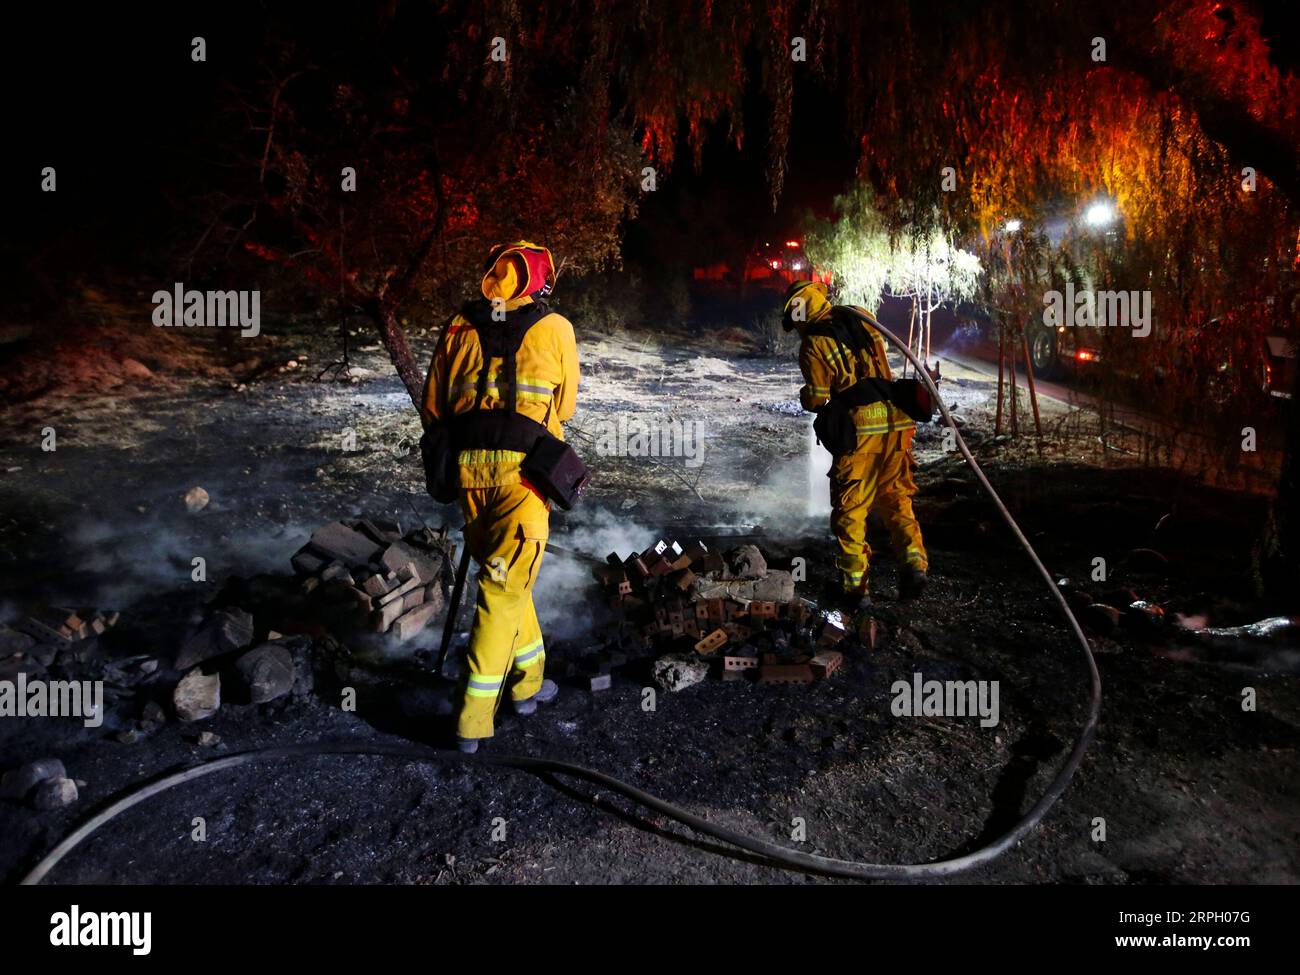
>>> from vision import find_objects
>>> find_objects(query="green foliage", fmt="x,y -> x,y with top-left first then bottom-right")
805,186 -> 981,316
804,184 -> 892,309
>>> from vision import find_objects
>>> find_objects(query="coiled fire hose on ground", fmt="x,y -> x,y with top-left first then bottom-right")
19,311 -> 1100,885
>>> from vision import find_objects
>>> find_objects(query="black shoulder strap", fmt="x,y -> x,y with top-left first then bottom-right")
460,299 -> 552,414
808,307 -> 875,349
808,307 -> 895,408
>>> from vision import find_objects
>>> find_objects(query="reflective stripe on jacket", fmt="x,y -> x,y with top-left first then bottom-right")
798,306 -> 915,437
422,296 -> 580,488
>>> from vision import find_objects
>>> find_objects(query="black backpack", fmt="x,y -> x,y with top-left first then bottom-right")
807,309 -> 932,456
420,300 -> 590,508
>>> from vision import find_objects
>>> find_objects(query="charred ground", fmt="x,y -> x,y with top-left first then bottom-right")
0,309 -> 1296,884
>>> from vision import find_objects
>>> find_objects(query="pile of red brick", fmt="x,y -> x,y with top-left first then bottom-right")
290,519 -> 454,641
592,539 -> 853,687
0,608 -> 122,680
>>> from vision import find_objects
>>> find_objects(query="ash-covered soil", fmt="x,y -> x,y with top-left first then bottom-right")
0,312 -> 1296,884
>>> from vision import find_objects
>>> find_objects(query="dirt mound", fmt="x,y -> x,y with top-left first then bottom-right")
0,286 -> 228,404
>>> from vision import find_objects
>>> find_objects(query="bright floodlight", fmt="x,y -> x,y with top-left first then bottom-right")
1085,202 -> 1114,227
1003,219 -> 1022,233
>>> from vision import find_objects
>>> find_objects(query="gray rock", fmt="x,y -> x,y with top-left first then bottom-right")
693,579 -> 756,602
306,521 -> 383,569
751,569 -> 795,603
140,700 -> 167,725
651,653 -> 710,693
235,644 -> 295,704
725,545 -> 767,580
32,777 -> 79,810
1,758 -> 67,801
175,607 -> 255,670
174,668 -> 221,721
184,486 -> 210,513
278,636 -> 316,700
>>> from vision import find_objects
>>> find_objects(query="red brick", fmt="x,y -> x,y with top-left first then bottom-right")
758,664 -> 814,685
810,650 -> 844,679
694,628 -> 728,655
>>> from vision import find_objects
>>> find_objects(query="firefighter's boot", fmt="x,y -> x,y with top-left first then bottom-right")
513,678 -> 559,716
899,566 -> 928,601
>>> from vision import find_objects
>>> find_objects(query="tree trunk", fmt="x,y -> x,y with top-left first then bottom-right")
1020,325 -> 1043,444
995,320 -> 1005,436
905,299 -> 917,377
1008,329 -> 1019,436
368,301 -> 425,411
1260,377 -> 1300,609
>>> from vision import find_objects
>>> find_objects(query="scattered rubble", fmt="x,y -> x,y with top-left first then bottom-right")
174,668 -> 221,722
290,519 -> 453,641
176,607 -> 254,670
0,608 -> 121,681
235,644 -> 295,704
184,486 -> 210,513
141,701 -> 167,725
589,536 -> 851,691
32,777 -> 79,810
1,758 -> 67,801
651,653 -> 710,692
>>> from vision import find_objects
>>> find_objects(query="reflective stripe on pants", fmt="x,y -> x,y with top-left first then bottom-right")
456,480 -> 550,740
829,428 -> 928,595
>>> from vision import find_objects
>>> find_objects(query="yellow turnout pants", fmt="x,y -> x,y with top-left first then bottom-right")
457,482 -> 550,740
829,428 -> 927,595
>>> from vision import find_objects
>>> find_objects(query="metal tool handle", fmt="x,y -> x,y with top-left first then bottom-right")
436,542 -> 472,676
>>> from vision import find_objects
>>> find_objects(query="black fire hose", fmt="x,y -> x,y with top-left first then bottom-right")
19,312 -> 1100,884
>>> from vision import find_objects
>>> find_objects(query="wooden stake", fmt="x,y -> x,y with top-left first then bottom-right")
995,319 -> 1005,436
1019,324 -> 1043,445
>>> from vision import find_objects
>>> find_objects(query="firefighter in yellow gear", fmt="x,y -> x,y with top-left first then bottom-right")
421,241 -> 579,751
782,280 -> 928,607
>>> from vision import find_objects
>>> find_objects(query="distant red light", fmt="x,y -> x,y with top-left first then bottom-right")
785,240 -> 800,248
1076,349 -> 1098,362
770,259 -> 782,269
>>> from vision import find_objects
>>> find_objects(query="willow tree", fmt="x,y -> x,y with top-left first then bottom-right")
886,232 -> 981,368
803,185 -> 893,308
193,0 -> 1299,599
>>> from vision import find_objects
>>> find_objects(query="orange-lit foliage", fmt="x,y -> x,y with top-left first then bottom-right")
210,0 -> 1297,421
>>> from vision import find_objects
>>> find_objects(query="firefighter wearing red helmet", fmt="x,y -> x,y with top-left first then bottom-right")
421,241 -> 579,752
